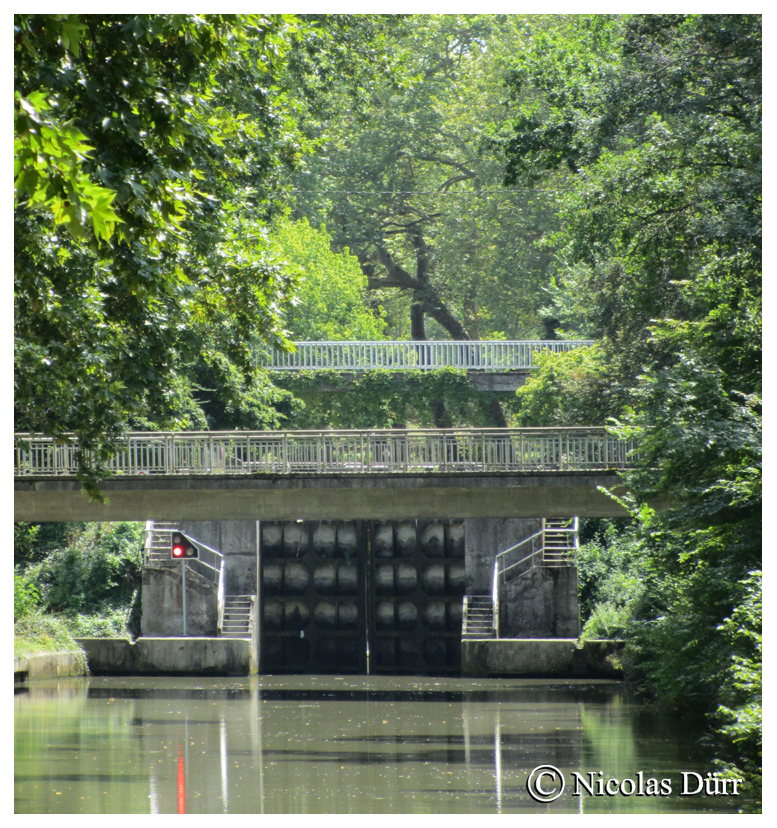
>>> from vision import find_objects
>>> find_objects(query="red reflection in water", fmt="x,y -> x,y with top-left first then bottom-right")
177,746 -> 185,814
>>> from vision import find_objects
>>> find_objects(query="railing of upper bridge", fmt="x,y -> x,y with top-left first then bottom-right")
15,428 -> 635,477
258,340 -> 594,371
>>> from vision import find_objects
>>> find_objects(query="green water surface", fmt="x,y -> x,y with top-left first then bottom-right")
14,675 -> 747,813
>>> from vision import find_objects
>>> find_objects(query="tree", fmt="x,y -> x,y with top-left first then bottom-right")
514,344 -> 611,426
291,15 -> 559,344
268,218 -> 387,341
14,14 -> 305,485
497,13 -> 761,789
285,15 -> 567,426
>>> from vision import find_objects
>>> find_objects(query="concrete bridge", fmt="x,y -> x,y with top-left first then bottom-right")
258,340 -> 594,391
14,427 -> 645,522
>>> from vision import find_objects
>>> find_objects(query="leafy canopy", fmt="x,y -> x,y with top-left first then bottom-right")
498,14 -> 761,795
14,14 -> 305,486
269,218 -> 387,341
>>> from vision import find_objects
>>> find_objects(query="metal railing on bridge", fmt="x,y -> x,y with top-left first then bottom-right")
14,427 -> 636,477
258,340 -> 594,371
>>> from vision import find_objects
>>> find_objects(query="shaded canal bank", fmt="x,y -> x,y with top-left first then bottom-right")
14,675 -> 748,813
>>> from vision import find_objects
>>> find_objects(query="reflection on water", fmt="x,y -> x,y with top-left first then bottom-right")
14,676 -> 745,813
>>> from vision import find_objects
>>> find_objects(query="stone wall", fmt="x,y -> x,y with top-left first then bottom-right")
75,637 -> 251,676
14,650 -> 87,682
500,565 -> 579,638
141,564 -> 218,637
463,518 -> 541,594
462,638 -> 623,678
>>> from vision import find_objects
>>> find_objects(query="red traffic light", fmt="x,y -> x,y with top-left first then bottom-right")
171,532 -> 199,560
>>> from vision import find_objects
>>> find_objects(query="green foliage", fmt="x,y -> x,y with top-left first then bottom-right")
576,520 -> 649,640
14,88 -> 121,242
14,572 -> 40,622
23,522 -> 143,615
14,14 -> 306,489
714,571 -> 762,808
269,218 -> 387,340
275,368 -> 513,429
15,522 -> 144,640
63,606 -> 135,638
515,344 -> 610,426
14,610 -> 88,670
497,14 -> 761,784
288,14 -> 556,341
499,14 -> 761,387
14,521 -> 80,568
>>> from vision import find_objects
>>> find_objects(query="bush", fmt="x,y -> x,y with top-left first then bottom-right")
62,606 -> 134,638
14,610 -> 88,671
713,571 -> 762,809
577,520 -> 650,641
14,571 -> 40,621
27,522 -> 143,613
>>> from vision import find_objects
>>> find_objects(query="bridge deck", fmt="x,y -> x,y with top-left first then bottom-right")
14,427 -> 640,522
14,470 -> 639,522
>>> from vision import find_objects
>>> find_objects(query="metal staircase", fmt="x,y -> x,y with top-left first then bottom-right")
462,595 -> 496,639
540,519 -> 578,566
461,518 -> 579,641
144,521 -> 181,566
493,518 -> 579,586
221,595 -> 254,638
143,520 -> 256,639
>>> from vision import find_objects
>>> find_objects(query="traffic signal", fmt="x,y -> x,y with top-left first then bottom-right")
171,532 -> 199,560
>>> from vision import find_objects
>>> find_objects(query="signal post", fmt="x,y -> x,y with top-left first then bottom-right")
171,532 -> 199,635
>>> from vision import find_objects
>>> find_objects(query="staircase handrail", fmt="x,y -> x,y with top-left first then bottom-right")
494,529 -> 545,583
217,559 -> 225,635
145,522 -> 225,633
143,519 -> 154,566
491,565 -> 499,638
491,518 -> 581,637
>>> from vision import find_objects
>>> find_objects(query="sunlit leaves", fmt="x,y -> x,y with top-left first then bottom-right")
14,14 -> 307,489
14,91 -> 121,242
268,218 -> 387,341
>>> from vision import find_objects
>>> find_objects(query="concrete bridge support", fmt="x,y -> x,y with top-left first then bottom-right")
141,564 -> 218,637
139,516 -> 580,673
176,519 -> 258,596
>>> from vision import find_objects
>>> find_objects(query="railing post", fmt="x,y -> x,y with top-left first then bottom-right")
283,432 -> 288,473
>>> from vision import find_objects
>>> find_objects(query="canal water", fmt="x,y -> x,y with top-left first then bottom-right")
15,675 -> 745,814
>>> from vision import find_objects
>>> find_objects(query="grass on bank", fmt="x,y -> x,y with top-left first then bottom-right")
14,610 -> 88,673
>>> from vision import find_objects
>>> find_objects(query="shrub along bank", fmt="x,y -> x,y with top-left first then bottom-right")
14,522 -> 143,657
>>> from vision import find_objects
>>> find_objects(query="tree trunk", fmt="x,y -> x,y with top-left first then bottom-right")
488,396 -> 508,428
410,298 -> 426,340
